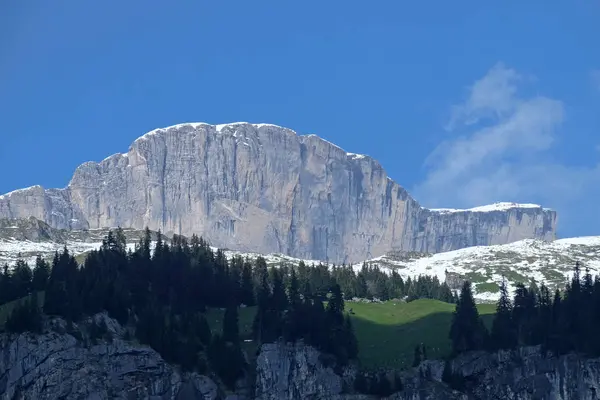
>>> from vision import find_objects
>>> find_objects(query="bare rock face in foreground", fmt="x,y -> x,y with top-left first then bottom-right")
0,123 -> 556,263
255,342 -> 600,400
0,313 -> 218,400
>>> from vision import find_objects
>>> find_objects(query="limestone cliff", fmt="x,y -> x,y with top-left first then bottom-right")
0,122 -> 557,263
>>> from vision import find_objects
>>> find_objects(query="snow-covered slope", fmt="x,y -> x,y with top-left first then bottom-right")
429,202 -> 551,214
1,225 -> 597,302
220,237 -> 600,301
361,237 -> 600,301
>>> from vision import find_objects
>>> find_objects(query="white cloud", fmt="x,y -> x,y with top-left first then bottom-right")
413,63 -> 600,237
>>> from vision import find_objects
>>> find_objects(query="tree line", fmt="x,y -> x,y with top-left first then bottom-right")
0,233 -> 455,315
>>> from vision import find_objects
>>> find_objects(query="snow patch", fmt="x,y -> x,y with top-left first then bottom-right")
101,152 -> 129,163
137,122 -> 212,140
0,186 -> 42,199
347,153 -> 367,160
428,202 -> 545,214
215,122 -> 250,132
253,123 -> 288,130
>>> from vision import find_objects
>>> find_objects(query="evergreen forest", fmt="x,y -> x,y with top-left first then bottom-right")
0,228 -> 454,388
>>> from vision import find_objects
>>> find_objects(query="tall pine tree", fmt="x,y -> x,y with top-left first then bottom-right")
449,281 -> 488,354
490,278 -> 516,350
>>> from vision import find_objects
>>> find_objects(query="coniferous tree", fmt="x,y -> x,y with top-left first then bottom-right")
115,227 -> 127,253
223,303 -> 240,344
355,273 -> 368,299
325,283 -> 349,363
449,281 -> 488,354
534,283 -> 553,350
252,260 -> 274,343
12,259 -> 32,299
240,260 -> 255,306
549,288 -> 564,355
344,315 -> 359,361
412,344 -> 422,367
285,268 -> 302,341
0,264 -> 13,305
271,267 -> 289,316
490,278 -> 516,350
209,333 -> 246,389
308,297 -> 326,348
32,255 -> 50,292
562,263 -> 583,353
228,255 -> 243,305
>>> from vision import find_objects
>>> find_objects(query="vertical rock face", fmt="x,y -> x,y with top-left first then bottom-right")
0,313 -> 218,400
0,123 -> 557,263
254,342 -> 346,400
446,346 -> 600,400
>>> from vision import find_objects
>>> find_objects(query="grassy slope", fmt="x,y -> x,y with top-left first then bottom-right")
204,299 -> 496,370
349,299 -> 495,369
205,306 -> 259,357
0,296 -> 496,371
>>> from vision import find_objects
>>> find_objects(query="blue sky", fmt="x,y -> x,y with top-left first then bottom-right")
1,0 -> 599,238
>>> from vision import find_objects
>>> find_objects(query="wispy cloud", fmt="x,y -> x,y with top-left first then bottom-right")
413,63 -> 600,237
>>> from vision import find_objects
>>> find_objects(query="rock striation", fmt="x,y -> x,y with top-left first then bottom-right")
0,122 -> 557,263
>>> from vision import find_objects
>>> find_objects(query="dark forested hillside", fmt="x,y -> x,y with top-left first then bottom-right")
1,228 -> 598,396
0,228 -> 454,387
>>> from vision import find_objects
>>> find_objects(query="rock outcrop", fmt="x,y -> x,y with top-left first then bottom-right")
0,122 -> 557,263
254,342 -> 347,400
0,216 -> 165,244
445,346 -> 600,399
255,342 -> 600,400
3,323 -> 598,400
0,313 -> 218,400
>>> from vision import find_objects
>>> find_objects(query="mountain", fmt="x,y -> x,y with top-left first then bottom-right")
0,122 -> 556,263
0,219 -> 594,302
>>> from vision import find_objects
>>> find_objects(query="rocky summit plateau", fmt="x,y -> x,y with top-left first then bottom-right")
0,122 -> 557,263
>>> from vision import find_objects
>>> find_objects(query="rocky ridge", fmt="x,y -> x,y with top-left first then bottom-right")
0,122 -> 556,263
